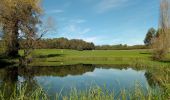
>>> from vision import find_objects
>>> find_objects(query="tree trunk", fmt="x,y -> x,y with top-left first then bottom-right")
5,21 -> 19,57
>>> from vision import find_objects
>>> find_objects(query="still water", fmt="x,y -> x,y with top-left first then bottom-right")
0,64 -> 152,97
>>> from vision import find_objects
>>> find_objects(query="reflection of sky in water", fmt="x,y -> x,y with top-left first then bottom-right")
34,68 -> 149,95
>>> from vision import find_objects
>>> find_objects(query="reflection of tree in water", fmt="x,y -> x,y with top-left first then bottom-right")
19,64 -> 95,77
144,67 -> 170,95
145,68 -> 170,86
0,67 -> 18,99
0,67 -> 18,83
19,68 -> 40,95
0,67 -> 40,99
145,71 -> 160,87
0,64 -> 95,99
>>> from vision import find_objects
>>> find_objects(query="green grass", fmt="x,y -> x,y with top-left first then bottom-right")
0,48 -> 167,67
32,49 -> 150,58
18,49 -> 170,67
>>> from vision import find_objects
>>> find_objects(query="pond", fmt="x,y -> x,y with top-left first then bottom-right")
0,64 -> 162,99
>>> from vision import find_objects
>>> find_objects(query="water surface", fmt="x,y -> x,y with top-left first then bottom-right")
0,64 -> 155,97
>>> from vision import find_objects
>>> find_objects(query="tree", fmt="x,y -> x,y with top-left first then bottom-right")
0,0 -> 42,57
19,17 -> 53,66
152,0 -> 170,60
19,38 -> 95,50
144,28 -> 156,46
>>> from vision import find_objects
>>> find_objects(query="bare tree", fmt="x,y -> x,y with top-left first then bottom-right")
19,18 -> 54,66
152,0 -> 170,60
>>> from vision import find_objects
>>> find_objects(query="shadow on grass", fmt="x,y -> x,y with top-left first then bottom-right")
150,57 -> 170,64
159,60 -> 170,63
37,54 -> 65,58
48,61 -> 62,62
140,52 -> 152,55
0,59 -> 16,68
0,55 -> 17,68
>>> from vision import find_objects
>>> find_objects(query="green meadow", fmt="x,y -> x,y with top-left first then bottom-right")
21,49 -> 170,67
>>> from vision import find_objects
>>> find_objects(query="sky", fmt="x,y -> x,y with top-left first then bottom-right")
42,0 -> 159,45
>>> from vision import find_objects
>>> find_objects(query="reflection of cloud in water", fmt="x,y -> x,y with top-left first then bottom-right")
34,67 -> 148,94
84,68 -> 145,79
18,76 -> 25,83
85,72 -> 97,77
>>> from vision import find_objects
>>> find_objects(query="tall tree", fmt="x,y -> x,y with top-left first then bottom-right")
144,28 -> 156,46
0,0 -> 42,57
152,0 -> 170,60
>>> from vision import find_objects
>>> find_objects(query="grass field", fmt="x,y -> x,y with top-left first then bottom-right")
0,49 -> 169,67
18,49 -> 170,67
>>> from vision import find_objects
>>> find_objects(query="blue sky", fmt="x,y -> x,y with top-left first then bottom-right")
42,0 -> 159,45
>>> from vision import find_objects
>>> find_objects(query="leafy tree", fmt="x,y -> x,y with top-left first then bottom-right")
144,28 -> 156,46
0,0 -> 42,57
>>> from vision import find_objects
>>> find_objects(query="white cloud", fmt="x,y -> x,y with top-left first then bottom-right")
95,0 -> 129,13
76,19 -> 86,23
62,19 -> 90,35
47,9 -> 64,14
66,24 -> 91,34
85,72 -> 97,77
79,28 -> 91,34
68,24 -> 77,32
70,19 -> 86,24
83,37 -> 98,42
63,24 -> 91,35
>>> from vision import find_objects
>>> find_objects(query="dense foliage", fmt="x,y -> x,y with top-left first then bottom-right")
19,38 -> 95,51
0,0 -> 42,57
144,28 -> 156,46
19,38 -> 147,50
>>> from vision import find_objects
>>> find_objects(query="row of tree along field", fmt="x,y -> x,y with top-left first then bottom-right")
18,37 -> 147,50
20,38 -> 95,50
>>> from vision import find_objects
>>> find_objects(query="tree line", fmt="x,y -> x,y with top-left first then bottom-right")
19,38 -> 147,50
96,44 -> 147,50
19,38 -> 95,50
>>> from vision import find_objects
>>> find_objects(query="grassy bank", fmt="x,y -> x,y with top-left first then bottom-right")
18,49 -> 170,67
0,83 -> 168,100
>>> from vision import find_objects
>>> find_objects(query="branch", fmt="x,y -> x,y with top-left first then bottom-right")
0,14 -> 10,21
36,29 -> 48,41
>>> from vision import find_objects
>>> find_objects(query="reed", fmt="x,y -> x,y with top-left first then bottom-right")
0,83 -> 168,100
